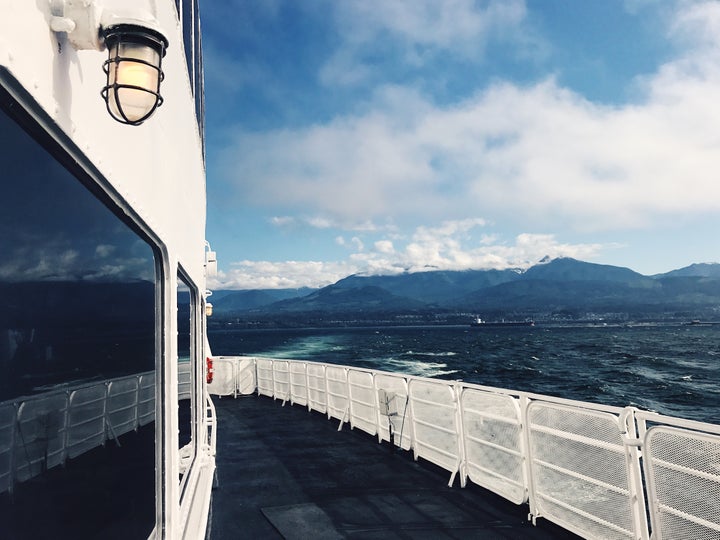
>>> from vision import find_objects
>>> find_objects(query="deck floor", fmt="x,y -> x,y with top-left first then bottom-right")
208,395 -> 580,539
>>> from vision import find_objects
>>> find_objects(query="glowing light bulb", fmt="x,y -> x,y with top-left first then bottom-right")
102,25 -> 167,125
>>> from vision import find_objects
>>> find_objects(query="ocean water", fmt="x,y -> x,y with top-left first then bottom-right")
208,324 -> 720,425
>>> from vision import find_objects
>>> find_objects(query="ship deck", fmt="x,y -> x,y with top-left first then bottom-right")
208,394 -> 580,539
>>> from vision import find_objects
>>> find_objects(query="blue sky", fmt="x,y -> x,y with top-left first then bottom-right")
202,0 -> 720,289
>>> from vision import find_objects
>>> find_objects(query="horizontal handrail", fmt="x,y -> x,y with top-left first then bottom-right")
210,355 -> 720,540
0,371 -> 155,496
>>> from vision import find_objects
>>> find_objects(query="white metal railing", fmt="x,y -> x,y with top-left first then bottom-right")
178,361 -> 192,401
0,371 -> 155,496
635,410 -> 720,540
209,355 -> 720,540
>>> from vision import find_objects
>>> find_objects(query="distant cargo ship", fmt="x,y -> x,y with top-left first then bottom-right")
470,317 -> 535,327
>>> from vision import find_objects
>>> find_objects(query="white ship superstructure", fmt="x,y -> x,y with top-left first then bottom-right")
0,0 -> 213,537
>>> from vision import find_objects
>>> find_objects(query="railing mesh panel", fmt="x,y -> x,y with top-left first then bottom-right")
107,377 -> 139,437
0,403 -> 14,493
256,358 -> 274,397
210,358 -> 238,396
461,389 -> 525,503
348,370 -> 376,435
236,358 -> 256,395
528,402 -> 634,539
326,366 -> 348,421
375,374 -> 410,449
645,426 -> 720,540
67,386 -> 107,459
138,372 -> 155,426
307,364 -> 327,414
178,362 -> 192,401
409,380 -> 459,473
272,361 -> 290,401
289,362 -> 308,406
15,394 -> 68,481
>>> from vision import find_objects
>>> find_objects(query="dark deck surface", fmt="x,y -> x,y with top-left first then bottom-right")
208,395 -> 581,539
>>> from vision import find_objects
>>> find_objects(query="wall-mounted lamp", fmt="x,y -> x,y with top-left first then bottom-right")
101,24 -> 168,125
50,2 -> 168,126
205,290 -> 213,317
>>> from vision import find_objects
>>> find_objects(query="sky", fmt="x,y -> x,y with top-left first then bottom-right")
202,0 -> 720,290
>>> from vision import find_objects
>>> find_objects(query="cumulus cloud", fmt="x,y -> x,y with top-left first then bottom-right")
217,1 -> 720,235
271,215 -> 386,232
375,240 -> 395,254
321,0 -> 538,85
95,244 -> 116,258
350,223 -> 610,275
209,260 -> 355,290
212,220 -> 611,289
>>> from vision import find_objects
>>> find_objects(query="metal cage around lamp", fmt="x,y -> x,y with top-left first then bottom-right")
101,24 -> 169,125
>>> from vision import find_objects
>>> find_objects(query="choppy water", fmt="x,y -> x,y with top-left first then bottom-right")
208,324 -> 720,425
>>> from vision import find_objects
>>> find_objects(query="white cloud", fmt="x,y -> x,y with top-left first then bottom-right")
271,214 -> 386,232
95,244 -> 116,258
321,0 -> 538,85
210,260 -> 355,289
350,229 -> 609,275
375,240 -> 395,254
212,222 -> 612,289
219,1 -> 720,234
271,216 -> 295,227
351,237 -> 364,251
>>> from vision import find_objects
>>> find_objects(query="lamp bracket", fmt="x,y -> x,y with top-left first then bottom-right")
50,2 -> 166,53
50,0 -> 104,51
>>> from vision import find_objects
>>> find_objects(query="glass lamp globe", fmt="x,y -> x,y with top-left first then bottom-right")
102,24 -> 168,125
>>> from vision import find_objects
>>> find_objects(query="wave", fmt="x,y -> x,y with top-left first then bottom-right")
400,350 -> 458,358
382,357 -> 459,378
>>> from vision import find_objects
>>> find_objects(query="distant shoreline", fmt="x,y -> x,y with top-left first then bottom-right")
208,319 -> 720,332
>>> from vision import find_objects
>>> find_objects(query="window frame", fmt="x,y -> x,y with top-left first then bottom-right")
176,265 -> 200,499
0,66 -> 169,536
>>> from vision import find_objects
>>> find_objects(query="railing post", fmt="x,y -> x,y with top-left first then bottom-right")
372,373 -> 382,443
341,368 -> 355,429
8,402 -> 18,497
270,359 -> 276,400
401,377 -> 411,451
306,362 -> 312,412
61,390 -> 70,465
407,379 -> 419,461
454,383 -> 467,488
134,375 -> 140,431
519,395 -> 538,524
621,407 -> 650,540
324,365 -> 331,420
254,357 -> 259,397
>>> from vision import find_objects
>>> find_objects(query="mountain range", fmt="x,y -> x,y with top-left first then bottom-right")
210,258 -> 720,324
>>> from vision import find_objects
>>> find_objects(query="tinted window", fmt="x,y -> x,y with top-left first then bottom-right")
0,90 -> 156,537
194,0 -> 205,152
177,273 -> 193,451
183,0 -> 194,91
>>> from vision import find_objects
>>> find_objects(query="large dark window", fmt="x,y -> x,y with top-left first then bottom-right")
177,273 -> 194,448
177,271 -> 197,497
181,0 -> 205,152
0,88 -> 157,537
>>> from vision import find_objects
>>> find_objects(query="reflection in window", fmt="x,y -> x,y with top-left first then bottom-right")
177,274 -> 193,452
0,91 -> 156,536
181,0 -> 205,152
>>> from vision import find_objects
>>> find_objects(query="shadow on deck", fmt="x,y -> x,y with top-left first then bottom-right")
208,395 -> 580,539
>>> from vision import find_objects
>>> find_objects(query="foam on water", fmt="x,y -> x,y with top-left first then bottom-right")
382,357 -> 459,378
209,324 -> 720,424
